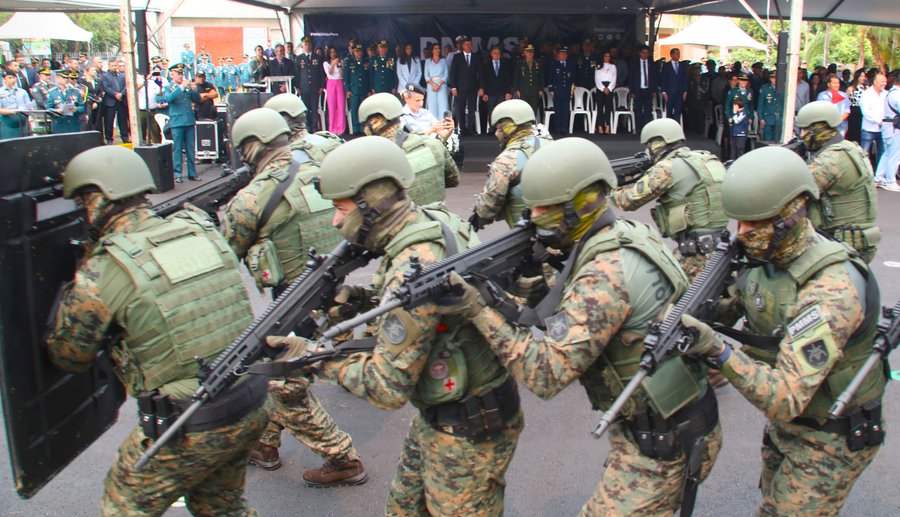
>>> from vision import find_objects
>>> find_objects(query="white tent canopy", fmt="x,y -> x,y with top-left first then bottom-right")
0,12 -> 93,41
658,16 -> 766,50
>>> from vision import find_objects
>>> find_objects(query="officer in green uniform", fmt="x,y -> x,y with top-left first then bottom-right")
680,146 -> 885,516
265,92 -> 344,164
343,44 -> 370,135
757,71 -> 781,141
471,99 -> 553,230
574,38 -> 597,90
47,70 -> 84,134
46,146 -> 267,516
796,101 -> 880,262
725,73 -> 754,124
443,137 -> 722,516
358,93 -> 458,206
611,118 -> 729,281
30,67 -> 53,109
369,40 -> 397,95
222,108 -> 366,486
513,44 -> 544,121
280,136 -> 523,515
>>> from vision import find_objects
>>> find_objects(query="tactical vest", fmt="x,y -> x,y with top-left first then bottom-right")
253,161 -> 342,283
502,135 -> 553,228
807,140 -> 878,233
651,149 -> 729,238
572,220 -> 701,420
290,131 -> 343,164
96,208 -> 253,398
737,236 -> 884,422
397,132 -> 446,206
375,204 -> 509,409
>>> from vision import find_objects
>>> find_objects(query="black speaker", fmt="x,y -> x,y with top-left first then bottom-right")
135,143 -> 174,193
776,31 -> 789,98
134,10 -> 149,76
226,92 -> 274,169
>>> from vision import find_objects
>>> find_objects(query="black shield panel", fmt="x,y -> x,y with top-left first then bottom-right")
0,132 -> 126,499
225,92 -> 274,170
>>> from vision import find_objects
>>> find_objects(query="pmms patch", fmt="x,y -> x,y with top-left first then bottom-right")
787,305 -> 825,339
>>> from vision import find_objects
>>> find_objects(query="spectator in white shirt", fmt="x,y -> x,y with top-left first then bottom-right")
874,72 -> 900,188
136,71 -> 164,143
400,82 -> 454,139
594,51 -> 617,134
860,73 -> 887,166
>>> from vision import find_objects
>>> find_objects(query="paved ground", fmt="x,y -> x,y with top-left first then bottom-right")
1,133 -> 898,516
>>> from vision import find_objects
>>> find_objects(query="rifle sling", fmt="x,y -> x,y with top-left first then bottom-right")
258,161 -> 301,231
422,209 -> 459,256
246,337 -> 378,377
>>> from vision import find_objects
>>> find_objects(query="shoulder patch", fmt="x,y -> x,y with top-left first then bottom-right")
545,312 -> 570,341
787,305 -> 826,339
800,340 -> 830,368
382,313 -> 407,345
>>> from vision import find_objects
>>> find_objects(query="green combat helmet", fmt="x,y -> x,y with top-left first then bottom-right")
63,146 -> 156,199
795,100 -> 842,129
231,108 -> 291,147
490,99 -> 536,126
521,137 -> 616,207
358,93 -> 404,122
722,146 -> 819,221
317,136 -> 414,199
264,93 -> 308,117
640,117 -> 686,145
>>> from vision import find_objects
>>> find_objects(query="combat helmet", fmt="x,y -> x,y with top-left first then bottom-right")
490,99 -> 536,126
231,108 -> 291,147
521,138 -> 616,207
640,118 -> 686,145
358,93 -> 404,122
722,146 -> 819,221
264,93 -> 308,117
63,146 -> 156,199
795,100 -> 842,129
317,136 -> 414,199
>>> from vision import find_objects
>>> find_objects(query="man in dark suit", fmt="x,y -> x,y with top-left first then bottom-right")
101,58 -> 130,143
659,47 -> 688,122
269,43 -> 296,94
294,36 -> 325,132
478,45 -> 513,134
629,45 -> 658,133
448,36 -> 480,136
8,59 -> 35,99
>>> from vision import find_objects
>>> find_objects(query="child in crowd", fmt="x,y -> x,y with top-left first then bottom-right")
731,97 -> 749,160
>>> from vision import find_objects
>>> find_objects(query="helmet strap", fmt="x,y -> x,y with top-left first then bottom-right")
351,189 -> 407,249
762,204 -> 806,262
89,196 -> 148,242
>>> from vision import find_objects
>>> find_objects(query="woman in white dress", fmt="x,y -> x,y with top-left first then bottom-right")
594,51 -> 617,134
423,43 -> 449,119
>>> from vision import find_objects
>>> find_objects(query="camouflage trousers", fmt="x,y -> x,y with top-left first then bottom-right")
260,376 -> 359,462
386,411 -> 524,516
580,419 -> 723,516
101,405 -> 267,517
757,420 -> 882,516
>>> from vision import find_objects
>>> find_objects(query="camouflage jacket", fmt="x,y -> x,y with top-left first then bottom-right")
474,131 -> 550,225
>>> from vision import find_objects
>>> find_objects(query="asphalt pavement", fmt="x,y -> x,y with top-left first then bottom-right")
1,132 -> 898,516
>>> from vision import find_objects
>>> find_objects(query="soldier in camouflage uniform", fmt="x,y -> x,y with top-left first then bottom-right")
611,118 -> 729,281
513,44 -> 544,121
292,136 -> 522,515
470,99 -> 553,230
264,93 -> 344,164
222,108 -> 366,487
446,138 -> 722,516
46,146 -> 267,516
680,146 -> 886,516
358,93 -> 459,206
795,101 -> 880,263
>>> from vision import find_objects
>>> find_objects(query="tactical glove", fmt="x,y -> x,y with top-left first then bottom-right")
680,314 -> 726,358
328,285 -> 375,321
266,335 -> 310,359
434,271 -> 486,319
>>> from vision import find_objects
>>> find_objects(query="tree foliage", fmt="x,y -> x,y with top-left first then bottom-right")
0,12 -> 120,57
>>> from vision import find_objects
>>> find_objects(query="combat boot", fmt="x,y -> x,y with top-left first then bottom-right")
248,443 -> 282,471
302,458 -> 368,488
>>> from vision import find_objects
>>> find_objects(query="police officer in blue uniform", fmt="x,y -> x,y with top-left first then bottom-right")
158,63 -> 200,183
47,70 -> 84,134
547,46 -> 574,135
344,43 -> 370,135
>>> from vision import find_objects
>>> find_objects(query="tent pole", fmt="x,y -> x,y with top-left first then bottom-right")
737,0 -> 778,42
780,0 -> 803,143
120,0 -> 141,146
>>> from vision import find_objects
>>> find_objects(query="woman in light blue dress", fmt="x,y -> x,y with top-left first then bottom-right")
423,43 -> 449,119
397,43 -> 422,91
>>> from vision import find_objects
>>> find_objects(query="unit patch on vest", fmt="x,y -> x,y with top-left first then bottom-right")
800,340 -> 830,368
787,305 -> 825,339
430,360 -> 448,380
383,314 -> 407,345
545,312 -> 570,341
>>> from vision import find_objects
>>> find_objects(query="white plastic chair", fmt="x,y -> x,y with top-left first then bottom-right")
747,111 -> 761,149
588,87 -> 599,129
611,87 -> 634,134
714,105 -> 725,145
541,87 -> 555,128
345,102 -> 353,133
155,113 -> 171,144
653,94 -> 665,119
318,90 -> 327,132
569,86 -> 593,134
473,100 -> 482,135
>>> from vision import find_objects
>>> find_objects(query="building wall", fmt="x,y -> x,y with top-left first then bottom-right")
169,17 -> 281,63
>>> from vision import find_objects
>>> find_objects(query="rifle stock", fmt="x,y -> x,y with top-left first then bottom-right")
591,233 -> 740,439
132,240 -> 372,470
829,300 -> 900,418
152,166 -> 251,221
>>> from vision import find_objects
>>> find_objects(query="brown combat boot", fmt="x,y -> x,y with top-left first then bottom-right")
302,458 -> 368,488
248,443 -> 282,471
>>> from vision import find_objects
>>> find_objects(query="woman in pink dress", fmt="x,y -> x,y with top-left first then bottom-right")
323,46 -> 346,134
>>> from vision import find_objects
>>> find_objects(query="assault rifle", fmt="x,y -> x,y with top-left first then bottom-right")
829,300 -> 900,418
781,138 -> 808,159
152,166 -> 251,221
132,239 -> 373,470
610,152 -> 653,186
591,232 -> 740,439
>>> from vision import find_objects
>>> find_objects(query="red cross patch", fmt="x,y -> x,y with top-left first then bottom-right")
444,377 -> 456,391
